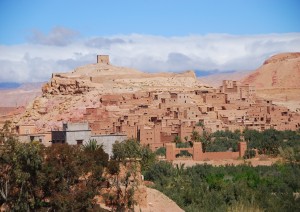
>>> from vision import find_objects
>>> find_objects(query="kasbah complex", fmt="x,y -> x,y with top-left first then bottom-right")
10,55 -> 300,161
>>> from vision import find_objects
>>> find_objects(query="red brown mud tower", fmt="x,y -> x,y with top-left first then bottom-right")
166,143 -> 176,161
238,141 -> 247,158
97,55 -> 110,65
193,142 -> 203,161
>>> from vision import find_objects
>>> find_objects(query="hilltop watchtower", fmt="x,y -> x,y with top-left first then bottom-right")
97,55 -> 110,65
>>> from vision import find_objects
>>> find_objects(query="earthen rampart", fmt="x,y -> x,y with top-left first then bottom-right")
166,142 -> 247,161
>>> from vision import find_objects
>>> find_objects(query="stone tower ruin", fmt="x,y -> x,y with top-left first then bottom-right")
97,55 -> 110,65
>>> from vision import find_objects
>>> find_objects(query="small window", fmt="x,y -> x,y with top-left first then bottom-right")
76,140 -> 83,145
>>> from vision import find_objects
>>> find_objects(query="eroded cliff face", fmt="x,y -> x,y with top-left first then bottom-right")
42,74 -> 93,95
242,52 -> 300,89
242,52 -> 300,110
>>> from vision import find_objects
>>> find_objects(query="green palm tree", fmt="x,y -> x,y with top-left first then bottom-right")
82,139 -> 103,151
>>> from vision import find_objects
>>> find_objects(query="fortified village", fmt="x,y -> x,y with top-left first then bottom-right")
11,54 -> 300,161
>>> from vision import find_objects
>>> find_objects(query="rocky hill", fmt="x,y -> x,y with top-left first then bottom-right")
42,62 -> 205,95
13,60 -> 209,131
242,52 -> 300,111
242,52 -> 300,89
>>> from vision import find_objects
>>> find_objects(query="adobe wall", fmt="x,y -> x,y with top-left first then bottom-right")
67,122 -> 89,131
201,152 -> 239,160
166,141 -> 247,161
16,125 -> 36,135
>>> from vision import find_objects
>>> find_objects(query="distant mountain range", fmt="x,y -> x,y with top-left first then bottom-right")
0,82 -> 44,107
195,70 -> 237,77
0,82 -> 22,89
198,70 -> 252,87
0,82 -> 45,90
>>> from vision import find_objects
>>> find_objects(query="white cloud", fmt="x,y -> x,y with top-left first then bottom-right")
28,26 -> 79,46
0,31 -> 300,83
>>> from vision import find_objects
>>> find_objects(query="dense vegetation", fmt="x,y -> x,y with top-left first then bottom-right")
0,122 -> 134,211
1,120 -> 300,211
144,162 -> 300,211
193,129 -> 300,157
0,138 -> 110,211
112,139 -> 156,172
146,129 -> 300,211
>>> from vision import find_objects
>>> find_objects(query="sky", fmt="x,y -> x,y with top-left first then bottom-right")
0,0 -> 300,83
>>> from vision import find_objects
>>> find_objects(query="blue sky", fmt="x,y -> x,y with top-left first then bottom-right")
1,0 -> 299,44
0,0 -> 300,82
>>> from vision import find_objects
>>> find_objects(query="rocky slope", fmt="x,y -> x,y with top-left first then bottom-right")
42,62 -> 205,95
136,187 -> 184,212
14,62 -> 209,131
242,52 -> 300,89
242,52 -> 300,112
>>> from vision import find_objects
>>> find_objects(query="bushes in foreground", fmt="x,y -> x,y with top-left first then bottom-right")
144,161 -> 300,211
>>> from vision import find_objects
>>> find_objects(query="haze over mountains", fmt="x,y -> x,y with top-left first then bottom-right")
0,82 -> 43,107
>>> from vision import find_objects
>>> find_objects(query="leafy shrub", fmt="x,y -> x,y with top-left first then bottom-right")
244,149 -> 256,159
176,142 -> 192,148
176,150 -> 193,157
155,147 -> 166,156
144,162 -> 300,212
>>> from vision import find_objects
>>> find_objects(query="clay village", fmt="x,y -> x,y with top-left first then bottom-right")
1,52 -> 300,211
5,54 -> 300,162
2,1 -> 300,210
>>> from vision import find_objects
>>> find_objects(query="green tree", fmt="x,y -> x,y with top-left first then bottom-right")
244,149 -> 256,159
261,129 -> 282,155
155,147 -> 166,157
0,139 -> 44,211
173,135 -> 181,144
191,130 -> 201,143
41,144 -> 103,211
0,121 -> 13,144
112,139 -> 156,172
83,138 -> 103,151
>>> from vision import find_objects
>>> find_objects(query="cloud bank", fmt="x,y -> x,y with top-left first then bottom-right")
0,28 -> 300,83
